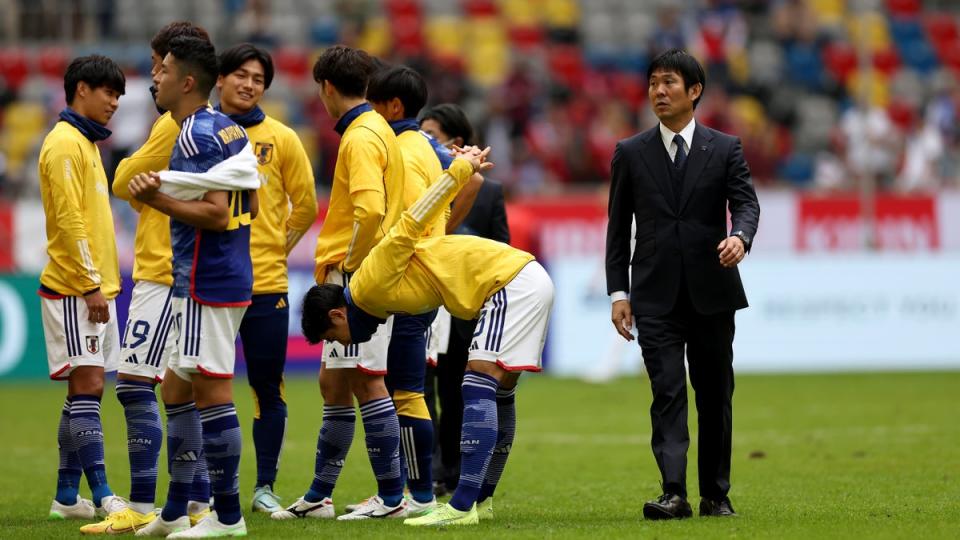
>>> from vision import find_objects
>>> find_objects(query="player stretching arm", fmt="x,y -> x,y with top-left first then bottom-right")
301,148 -> 555,527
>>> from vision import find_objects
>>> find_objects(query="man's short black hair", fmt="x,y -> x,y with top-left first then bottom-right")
219,43 -> 274,89
64,55 -> 126,105
301,284 -> 347,345
167,36 -> 219,97
367,65 -> 428,118
418,103 -> 474,145
151,21 -> 211,58
647,48 -> 706,109
312,45 -> 376,98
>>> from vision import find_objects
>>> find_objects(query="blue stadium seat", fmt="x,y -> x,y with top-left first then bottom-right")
900,40 -> 940,74
778,153 -> 815,187
785,42 -> 824,91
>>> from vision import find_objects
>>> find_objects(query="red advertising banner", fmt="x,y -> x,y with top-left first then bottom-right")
797,195 -> 938,251
0,202 -> 13,271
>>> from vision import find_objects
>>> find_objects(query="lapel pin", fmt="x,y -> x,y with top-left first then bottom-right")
700,146 -> 707,151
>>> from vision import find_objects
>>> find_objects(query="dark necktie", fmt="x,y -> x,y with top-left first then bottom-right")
673,133 -> 687,169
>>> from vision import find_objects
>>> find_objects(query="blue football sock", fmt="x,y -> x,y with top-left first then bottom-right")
306,405 -> 355,503
449,372 -> 499,511
161,402 -> 202,521
252,396 -> 287,489
398,413 -> 435,503
199,403 -> 242,526
189,453 -> 211,506
360,397 -> 403,507
56,397 -> 82,505
70,395 -> 113,505
478,386 -> 517,503
116,380 -> 161,506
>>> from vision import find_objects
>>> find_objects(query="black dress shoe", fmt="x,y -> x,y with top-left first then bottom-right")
643,493 -> 693,520
699,497 -> 736,517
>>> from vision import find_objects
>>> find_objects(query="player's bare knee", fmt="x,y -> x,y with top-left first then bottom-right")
465,359 -> 507,384
117,372 -> 156,385
351,373 -> 388,403
160,370 -> 193,404
67,366 -> 105,397
192,374 -> 233,408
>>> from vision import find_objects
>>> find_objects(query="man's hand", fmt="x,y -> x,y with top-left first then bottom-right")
128,172 -> 162,203
452,145 -> 495,174
717,235 -> 746,268
611,300 -> 634,341
83,290 -> 109,324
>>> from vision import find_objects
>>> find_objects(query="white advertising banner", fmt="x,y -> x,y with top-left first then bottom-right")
546,254 -> 960,377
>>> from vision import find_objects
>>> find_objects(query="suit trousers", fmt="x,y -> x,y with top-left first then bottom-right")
634,283 -> 735,500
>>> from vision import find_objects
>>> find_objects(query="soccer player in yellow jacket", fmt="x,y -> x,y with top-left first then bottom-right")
271,45 -> 409,521
300,147 -> 554,527
214,43 -> 318,514
84,22 -> 214,536
345,64 -> 446,515
38,54 -> 128,521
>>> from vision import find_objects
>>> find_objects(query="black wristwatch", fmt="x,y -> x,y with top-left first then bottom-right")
731,230 -> 751,252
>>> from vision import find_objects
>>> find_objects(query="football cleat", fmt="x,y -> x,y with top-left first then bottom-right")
404,502 -> 478,527
134,515 -> 191,537
167,514 -> 246,538
190,508 -> 213,526
269,497 -> 335,520
49,496 -> 96,520
95,495 -> 129,519
251,485 -> 283,513
405,495 -> 437,517
80,507 -> 156,534
477,497 -> 494,520
336,495 -> 407,520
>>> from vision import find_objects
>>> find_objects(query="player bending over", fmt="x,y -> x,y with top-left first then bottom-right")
301,148 -> 554,527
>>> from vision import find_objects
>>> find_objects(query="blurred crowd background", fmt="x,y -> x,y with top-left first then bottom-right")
2,0 -> 960,201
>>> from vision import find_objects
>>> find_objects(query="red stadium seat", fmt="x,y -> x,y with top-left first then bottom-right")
822,41 -> 858,83
0,48 -> 29,91
872,48 -> 900,77
462,0 -> 497,17
37,47 -> 69,79
886,0 -> 921,18
926,15 -> 959,51
508,25 -> 545,49
547,45 -> 585,88
273,46 -> 310,81
385,0 -> 420,18
391,14 -> 425,56
886,98 -> 915,131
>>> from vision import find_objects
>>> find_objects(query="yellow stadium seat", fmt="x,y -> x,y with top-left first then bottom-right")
259,99 -> 288,125
809,0 -> 845,27
846,69 -> 890,107
544,0 -> 579,28
424,16 -> 465,57
845,12 -> 890,52
467,17 -> 507,48
295,128 -> 318,171
357,17 -> 392,57
498,0 -> 541,26
467,43 -> 509,87
0,102 -> 46,173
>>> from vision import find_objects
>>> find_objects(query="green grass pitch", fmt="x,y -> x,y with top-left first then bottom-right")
0,371 -> 958,538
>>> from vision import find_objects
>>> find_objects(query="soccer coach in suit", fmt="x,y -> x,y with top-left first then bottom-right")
605,49 -> 759,520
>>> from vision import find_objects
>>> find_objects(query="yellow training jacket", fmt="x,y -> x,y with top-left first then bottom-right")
397,130 -> 446,238
113,112 -> 177,286
314,109 -> 405,283
246,115 -> 318,293
38,121 -> 121,298
352,159 -> 534,320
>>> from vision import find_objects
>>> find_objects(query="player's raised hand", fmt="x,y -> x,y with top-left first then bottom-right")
454,145 -> 494,174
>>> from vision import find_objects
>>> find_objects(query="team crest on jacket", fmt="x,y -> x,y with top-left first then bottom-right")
86,336 -> 100,354
255,142 -> 273,165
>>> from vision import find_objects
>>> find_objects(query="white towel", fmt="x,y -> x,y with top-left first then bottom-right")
158,142 -> 262,200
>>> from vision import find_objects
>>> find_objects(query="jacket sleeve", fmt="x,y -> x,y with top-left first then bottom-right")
281,128 -> 319,239
724,138 -> 760,251
113,114 -> 176,203
605,142 -> 633,295
341,134 -> 389,273
44,145 -> 102,291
